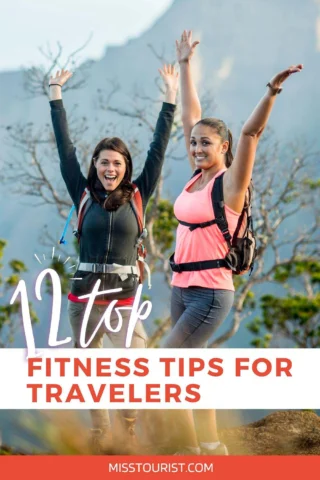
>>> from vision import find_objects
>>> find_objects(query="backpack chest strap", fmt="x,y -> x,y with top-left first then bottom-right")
177,218 -> 218,231
176,172 -> 232,246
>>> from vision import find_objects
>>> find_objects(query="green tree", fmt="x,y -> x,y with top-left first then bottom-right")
247,259 -> 320,348
0,239 -> 38,347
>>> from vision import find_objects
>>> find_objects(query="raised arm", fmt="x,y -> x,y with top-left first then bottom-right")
49,69 -> 87,207
176,30 -> 201,170
224,64 -> 303,213
134,65 -> 178,205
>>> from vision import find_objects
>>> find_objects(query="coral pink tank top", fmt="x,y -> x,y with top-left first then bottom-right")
172,169 -> 240,291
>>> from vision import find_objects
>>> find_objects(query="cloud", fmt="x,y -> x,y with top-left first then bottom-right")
316,17 -> 320,51
217,57 -> 234,80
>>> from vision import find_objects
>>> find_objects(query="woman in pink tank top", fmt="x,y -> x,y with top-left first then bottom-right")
164,30 -> 303,455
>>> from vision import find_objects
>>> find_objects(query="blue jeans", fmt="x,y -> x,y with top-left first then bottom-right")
164,286 -> 234,348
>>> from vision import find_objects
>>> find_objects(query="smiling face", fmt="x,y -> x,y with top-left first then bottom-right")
94,149 -> 127,192
190,123 -> 229,170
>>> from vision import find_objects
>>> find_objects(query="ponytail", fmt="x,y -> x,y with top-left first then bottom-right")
225,129 -> 234,168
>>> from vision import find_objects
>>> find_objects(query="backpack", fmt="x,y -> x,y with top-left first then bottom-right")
59,183 -> 149,285
170,171 -> 257,276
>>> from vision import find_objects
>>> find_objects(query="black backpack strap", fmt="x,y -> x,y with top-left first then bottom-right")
212,173 -> 232,248
232,209 -> 246,244
191,168 -> 201,179
176,169 -> 217,231
177,218 -> 218,231
169,253 -> 228,273
231,181 -> 253,243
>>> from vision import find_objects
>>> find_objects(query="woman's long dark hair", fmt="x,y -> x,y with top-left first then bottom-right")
87,137 -> 134,210
194,118 -> 234,168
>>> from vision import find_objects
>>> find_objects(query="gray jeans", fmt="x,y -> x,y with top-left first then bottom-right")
164,286 -> 234,348
164,286 -> 234,444
68,300 -> 147,349
68,300 -> 148,428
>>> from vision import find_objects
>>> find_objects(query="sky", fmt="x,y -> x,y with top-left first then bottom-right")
0,0 -> 173,72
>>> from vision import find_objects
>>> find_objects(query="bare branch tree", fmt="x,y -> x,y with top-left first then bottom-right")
23,36 -> 93,99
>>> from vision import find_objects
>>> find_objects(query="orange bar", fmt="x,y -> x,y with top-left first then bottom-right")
0,455 -> 320,479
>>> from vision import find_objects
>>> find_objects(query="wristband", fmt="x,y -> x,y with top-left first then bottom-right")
49,83 -> 62,87
266,82 -> 282,95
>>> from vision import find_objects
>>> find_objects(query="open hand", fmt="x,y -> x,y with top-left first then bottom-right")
176,30 -> 200,63
269,64 -> 303,90
159,64 -> 179,92
49,69 -> 73,87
